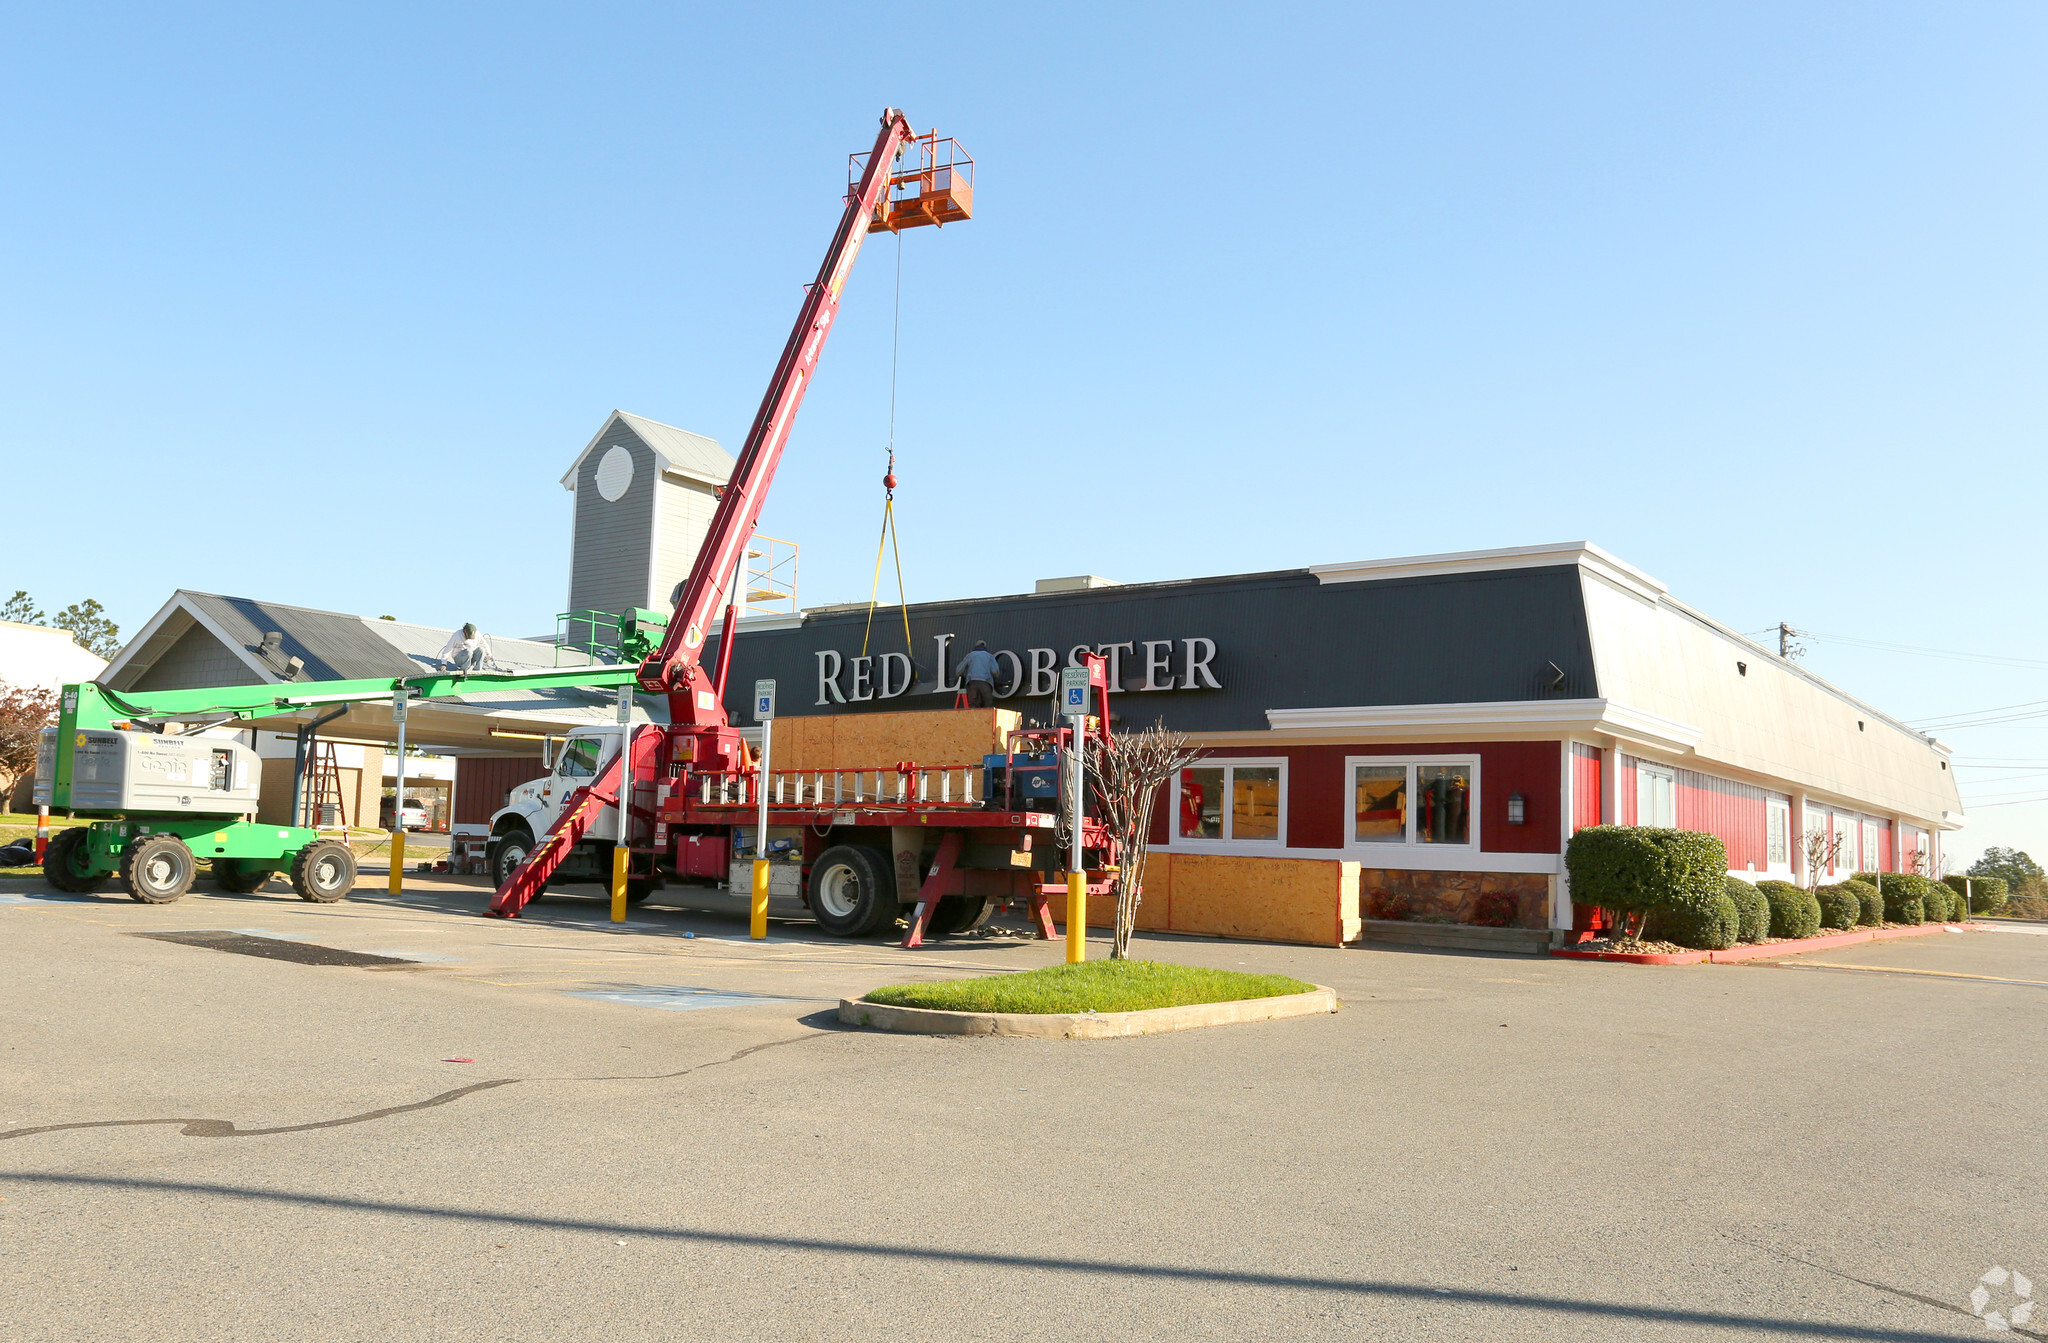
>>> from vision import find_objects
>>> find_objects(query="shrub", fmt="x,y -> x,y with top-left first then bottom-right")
1835,877 -> 1883,927
1814,884 -> 1861,931
1566,827 -> 1729,939
1885,872 -> 1951,923
1366,889 -> 1410,921
1645,889 -> 1741,950
1471,892 -> 1519,927
1946,874 -> 2008,915
1757,880 -> 1821,940
1724,877 -> 1770,943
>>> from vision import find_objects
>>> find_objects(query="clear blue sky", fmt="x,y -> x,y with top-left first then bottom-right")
3,4 -> 2043,868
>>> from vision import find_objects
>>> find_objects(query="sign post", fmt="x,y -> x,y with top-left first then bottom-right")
1059,666 -> 1090,964
611,685 -> 633,923
751,678 -> 776,940
388,689 -> 409,895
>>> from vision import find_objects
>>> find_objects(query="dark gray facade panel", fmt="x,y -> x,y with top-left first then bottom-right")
189,594 -> 418,683
716,566 -> 1598,734
126,623 -> 265,693
568,424 -> 655,618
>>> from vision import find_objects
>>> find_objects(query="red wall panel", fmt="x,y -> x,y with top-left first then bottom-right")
454,756 -> 549,828
1674,767 -> 1768,871
1571,743 -> 1602,833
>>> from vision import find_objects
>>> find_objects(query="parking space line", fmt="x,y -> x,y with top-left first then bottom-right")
1769,960 -> 2048,987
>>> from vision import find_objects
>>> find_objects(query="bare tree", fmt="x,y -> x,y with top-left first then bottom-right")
1086,725 -> 1204,959
1802,829 -> 1843,892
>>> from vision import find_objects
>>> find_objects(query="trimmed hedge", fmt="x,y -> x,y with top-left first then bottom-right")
1646,889 -> 1741,950
1835,877 -> 1883,927
1566,827 -> 1730,937
1814,884 -> 1862,931
1756,879 -> 1821,940
1946,874 -> 2008,915
1724,876 -> 1770,944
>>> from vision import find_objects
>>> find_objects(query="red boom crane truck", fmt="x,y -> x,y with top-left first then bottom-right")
487,109 -> 1119,947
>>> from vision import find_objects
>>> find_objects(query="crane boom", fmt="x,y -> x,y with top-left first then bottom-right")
640,107 -> 917,727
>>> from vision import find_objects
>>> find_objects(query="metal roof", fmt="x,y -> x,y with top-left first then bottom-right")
560,410 -> 733,491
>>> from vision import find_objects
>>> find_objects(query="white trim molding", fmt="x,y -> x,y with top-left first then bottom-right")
1309,541 -> 1666,604
1265,697 -> 1703,754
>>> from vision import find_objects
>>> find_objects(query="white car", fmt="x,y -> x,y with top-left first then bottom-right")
398,802 -> 430,831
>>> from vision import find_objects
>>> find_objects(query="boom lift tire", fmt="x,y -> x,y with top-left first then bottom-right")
291,840 -> 357,903
121,834 -> 196,904
43,827 -> 109,894
807,844 -> 900,937
212,858 -> 274,893
924,895 -> 992,937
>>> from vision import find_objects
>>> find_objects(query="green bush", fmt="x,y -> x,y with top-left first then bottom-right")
1566,826 -> 1729,937
1946,874 -> 2008,915
1814,884 -> 1862,931
1724,877 -> 1770,943
1897,873 -> 1951,922
1756,879 -> 1821,940
1835,877 -> 1883,927
1646,890 -> 1741,950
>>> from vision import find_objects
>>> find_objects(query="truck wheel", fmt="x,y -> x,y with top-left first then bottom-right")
291,840 -> 357,903
490,826 -> 544,899
924,895 -> 992,936
808,844 -> 899,937
625,877 -> 658,906
121,834 -> 196,904
212,859 -> 274,893
43,827 -> 108,894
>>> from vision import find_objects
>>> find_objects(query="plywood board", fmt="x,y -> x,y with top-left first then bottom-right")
1164,853 -> 1359,947
767,708 -> 1019,775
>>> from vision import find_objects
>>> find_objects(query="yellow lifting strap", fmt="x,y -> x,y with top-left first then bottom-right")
860,461 -> 914,662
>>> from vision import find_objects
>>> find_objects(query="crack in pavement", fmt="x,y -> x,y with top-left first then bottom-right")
1737,1235 -> 2047,1341
0,1031 -> 827,1143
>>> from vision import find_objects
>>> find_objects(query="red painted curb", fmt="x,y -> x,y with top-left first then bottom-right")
1551,922 -> 1987,967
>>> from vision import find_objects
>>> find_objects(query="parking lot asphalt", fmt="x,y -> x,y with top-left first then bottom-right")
2,872 -> 2044,1342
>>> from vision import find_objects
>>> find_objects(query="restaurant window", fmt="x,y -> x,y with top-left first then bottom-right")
1767,798 -> 1791,867
1178,762 -> 1284,844
1347,758 -> 1478,848
1636,761 -> 1676,828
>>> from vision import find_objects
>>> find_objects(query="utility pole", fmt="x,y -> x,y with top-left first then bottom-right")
1777,623 -> 1805,660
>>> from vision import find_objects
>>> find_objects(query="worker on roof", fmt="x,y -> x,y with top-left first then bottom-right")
437,623 -> 493,674
960,640 -> 998,708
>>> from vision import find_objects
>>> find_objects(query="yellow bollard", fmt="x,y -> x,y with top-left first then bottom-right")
388,830 -> 404,895
751,858 -> 770,939
610,844 -> 628,923
1066,870 -> 1086,963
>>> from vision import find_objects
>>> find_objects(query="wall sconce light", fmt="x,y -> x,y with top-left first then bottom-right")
1507,792 -> 1527,825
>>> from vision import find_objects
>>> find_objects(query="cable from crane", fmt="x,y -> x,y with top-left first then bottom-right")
861,231 -> 915,667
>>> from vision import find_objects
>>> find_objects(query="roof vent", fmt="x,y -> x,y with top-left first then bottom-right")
1035,575 -> 1120,594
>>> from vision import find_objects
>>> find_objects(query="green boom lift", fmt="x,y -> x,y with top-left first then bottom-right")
38,662 -> 645,904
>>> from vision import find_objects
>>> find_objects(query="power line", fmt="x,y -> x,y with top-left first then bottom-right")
1799,629 -> 2048,670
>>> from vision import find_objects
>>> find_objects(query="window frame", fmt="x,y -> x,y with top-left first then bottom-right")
1635,760 -> 1676,828
1766,797 -> 1792,870
1342,754 -> 1482,853
1173,757 -> 1288,848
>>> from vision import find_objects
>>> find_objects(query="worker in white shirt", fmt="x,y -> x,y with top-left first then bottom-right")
437,623 -> 493,673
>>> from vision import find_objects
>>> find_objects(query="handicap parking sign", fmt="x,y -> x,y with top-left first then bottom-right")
1059,666 -> 1089,717
754,678 -> 776,722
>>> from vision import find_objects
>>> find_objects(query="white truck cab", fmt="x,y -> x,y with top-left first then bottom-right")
485,725 -> 627,887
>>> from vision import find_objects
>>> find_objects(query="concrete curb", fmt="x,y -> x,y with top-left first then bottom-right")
1550,922 -> 1988,966
838,985 -> 1339,1039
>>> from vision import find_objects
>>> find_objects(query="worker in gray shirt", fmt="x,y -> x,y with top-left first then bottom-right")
960,640 -> 999,708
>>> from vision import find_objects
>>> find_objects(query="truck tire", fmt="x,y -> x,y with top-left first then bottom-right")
43,827 -> 108,894
489,826 -> 544,900
924,895 -> 992,936
212,859 -> 274,893
807,844 -> 899,937
291,840 -> 356,903
121,834 -> 196,904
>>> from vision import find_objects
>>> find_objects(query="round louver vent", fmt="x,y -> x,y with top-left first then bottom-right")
595,445 -> 634,501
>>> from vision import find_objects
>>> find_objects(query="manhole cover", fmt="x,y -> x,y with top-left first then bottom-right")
134,931 -> 413,968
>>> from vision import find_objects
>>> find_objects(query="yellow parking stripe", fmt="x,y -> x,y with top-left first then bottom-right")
1779,960 -> 2048,987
